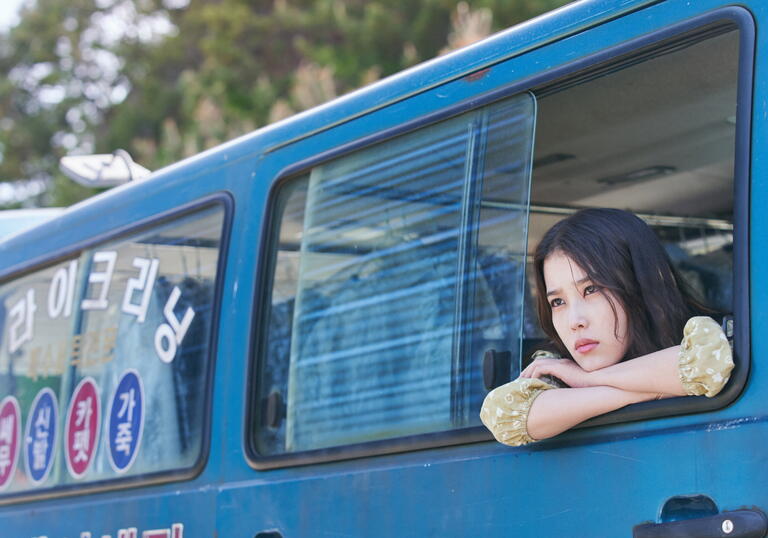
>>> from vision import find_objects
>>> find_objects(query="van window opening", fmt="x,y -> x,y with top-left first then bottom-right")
250,21 -> 740,465
525,22 -> 738,359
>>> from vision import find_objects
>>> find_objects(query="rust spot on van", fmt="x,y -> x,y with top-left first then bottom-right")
464,68 -> 490,82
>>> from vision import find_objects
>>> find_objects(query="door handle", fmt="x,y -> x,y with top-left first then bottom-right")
634,509 -> 767,537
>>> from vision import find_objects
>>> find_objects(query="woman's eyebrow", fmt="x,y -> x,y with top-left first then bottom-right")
546,277 -> 591,296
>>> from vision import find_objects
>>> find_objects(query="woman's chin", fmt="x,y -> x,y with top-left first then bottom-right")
577,355 -> 620,372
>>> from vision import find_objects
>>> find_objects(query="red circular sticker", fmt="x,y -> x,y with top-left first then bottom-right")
64,378 -> 100,479
0,396 -> 21,491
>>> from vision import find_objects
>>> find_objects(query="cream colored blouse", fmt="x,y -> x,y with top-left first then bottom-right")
479,316 -> 734,447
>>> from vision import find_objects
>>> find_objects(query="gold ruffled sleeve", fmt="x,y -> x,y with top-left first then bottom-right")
480,377 -> 556,447
678,316 -> 734,398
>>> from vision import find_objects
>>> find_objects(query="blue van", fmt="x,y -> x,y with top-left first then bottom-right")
0,0 -> 760,536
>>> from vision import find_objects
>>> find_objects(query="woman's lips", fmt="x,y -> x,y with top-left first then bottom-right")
575,339 -> 599,354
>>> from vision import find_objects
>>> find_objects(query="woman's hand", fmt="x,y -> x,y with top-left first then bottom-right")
519,357 -> 594,388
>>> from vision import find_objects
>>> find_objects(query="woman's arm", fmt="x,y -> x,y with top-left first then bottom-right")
484,318 -> 733,446
526,386 -> 658,441
589,346 -> 686,395
521,317 -> 732,397
519,346 -> 685,395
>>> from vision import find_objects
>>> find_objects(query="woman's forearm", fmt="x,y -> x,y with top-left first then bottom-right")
588,345 -> 687,396
526,386 -> 656,441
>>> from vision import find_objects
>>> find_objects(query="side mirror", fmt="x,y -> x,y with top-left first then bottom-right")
59,149 -> 151,188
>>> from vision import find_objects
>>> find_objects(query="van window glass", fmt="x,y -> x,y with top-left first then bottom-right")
0,205 -> 225,495
255,94 -> 536,454
525,23 -> 739,358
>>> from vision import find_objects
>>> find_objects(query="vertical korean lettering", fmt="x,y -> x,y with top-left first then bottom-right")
116,390 -> 135,445
33,406 -> 50,468
153,287 -> 195,363
81,251 -> 117,310
0,414 -> 11,476
108,370 -> 144,473
65,378 -> 100,479
121,257 -> 160,322
0,396 -> 21,490
24,388 -> 58,485
8,288 -> 36,354
48,260 -> 78,318
73,398 -> 92,463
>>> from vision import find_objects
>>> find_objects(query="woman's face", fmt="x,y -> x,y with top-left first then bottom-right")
543,250 -> 630,371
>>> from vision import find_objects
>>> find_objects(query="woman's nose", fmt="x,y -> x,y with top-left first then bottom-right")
569,302 -> 588,331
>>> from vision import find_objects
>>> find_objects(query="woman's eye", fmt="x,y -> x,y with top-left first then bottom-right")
584,285 -> 599,296
549,297 -> 564,308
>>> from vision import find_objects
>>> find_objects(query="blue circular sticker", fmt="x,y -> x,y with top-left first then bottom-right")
107,370 -> 144,473
24,388 -> 57,485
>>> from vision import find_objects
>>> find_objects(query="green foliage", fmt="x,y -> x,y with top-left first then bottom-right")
0,0 -> 569,207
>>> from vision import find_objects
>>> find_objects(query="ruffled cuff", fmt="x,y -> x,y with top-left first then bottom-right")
480,377 -> 556,446
678,316 -> 734,398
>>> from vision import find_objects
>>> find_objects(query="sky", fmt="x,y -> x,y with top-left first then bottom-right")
0,0 -> 26,31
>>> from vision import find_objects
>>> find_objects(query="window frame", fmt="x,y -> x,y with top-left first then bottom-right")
246,6 -> 753,469
0,192 -> 234,505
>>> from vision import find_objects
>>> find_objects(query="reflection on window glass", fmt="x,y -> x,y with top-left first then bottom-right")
0,204 -> 225,495
256,94 -> 536,455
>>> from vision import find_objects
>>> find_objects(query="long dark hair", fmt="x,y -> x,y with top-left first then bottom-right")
533,208 -> 710,360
